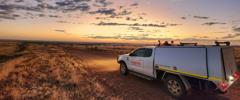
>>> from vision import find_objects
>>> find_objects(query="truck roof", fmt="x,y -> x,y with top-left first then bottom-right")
144,46 -> 156,48
143,45 -> 231,49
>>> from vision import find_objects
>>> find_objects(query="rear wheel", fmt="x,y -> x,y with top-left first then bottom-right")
164,76 -> 186,98
120,62 -> 128,75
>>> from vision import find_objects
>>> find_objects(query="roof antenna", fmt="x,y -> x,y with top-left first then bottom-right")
158,40 -> 161,46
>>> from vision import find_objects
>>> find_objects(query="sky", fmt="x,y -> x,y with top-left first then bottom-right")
0,0 -> 240,44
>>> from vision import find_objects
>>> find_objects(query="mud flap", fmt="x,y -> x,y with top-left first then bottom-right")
178,75 -> 191,92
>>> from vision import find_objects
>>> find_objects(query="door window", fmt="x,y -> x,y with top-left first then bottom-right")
144,48 -> 152,57
130,48 -> 152,57
131,49 -> 145,57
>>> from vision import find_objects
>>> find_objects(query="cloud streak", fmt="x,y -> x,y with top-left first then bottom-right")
55,0 -> 91,12
89,8 -> 116,15
130,3 -> 138,7
222,34 -> 240,39
233,27 -> 240,32
222,27 -> 240,39
55,29 -> 71,35
129,27 -> 143,31
95,21 -> 181,28
89,8 -> 133,19
202,22 -> 226,26
93,0 -> 113,7
87,34 -> 172,41
193,16 -> 209,19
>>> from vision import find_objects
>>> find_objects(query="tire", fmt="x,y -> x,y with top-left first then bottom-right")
164,75 -> 187,98
120,62 -> 128,75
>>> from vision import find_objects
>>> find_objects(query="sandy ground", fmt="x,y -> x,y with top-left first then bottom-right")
0,44 -> 239,100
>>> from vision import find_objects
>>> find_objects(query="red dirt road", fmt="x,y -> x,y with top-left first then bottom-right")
67,49 -> 240,100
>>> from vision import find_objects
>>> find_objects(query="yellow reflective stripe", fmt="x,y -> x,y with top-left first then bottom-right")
208,77 -> 223,81
159,67 -> 207,79
159,67 -> 223,81
159,68 -> 223,81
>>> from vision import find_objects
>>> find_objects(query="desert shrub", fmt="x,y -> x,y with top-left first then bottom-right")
16,42 -> 27,52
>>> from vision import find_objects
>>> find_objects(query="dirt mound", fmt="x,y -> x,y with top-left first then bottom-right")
0,45 -> 120,100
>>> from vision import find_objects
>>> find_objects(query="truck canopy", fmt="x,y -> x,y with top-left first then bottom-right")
154,47 -> 208,79
154,46 -> 238,82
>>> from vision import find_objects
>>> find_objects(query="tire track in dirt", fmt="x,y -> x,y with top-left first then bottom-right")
66,49 -> 173,100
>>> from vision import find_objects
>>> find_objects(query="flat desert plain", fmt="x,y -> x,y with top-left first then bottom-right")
0,42 -> 240,100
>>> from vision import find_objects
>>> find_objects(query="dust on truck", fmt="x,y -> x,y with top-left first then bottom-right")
117,42 -> 239,98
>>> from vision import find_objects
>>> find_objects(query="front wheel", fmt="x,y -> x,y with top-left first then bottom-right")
164,76 -> 187,98
120,62 -> 128,75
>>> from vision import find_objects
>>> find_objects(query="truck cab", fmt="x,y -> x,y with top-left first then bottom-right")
121,47 -> 155,77
117,43 -> 239,98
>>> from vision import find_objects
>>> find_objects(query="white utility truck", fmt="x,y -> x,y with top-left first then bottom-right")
117,42 -> 239,98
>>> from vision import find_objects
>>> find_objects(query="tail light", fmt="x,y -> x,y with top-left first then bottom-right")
220,82 -> 228,90
233,71 -> 239,80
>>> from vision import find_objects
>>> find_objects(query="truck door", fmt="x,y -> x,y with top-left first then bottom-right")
141,48 -> 154,77
128,48 -> 145,73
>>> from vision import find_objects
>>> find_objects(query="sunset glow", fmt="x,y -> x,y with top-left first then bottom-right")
0,0 -> 240,44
